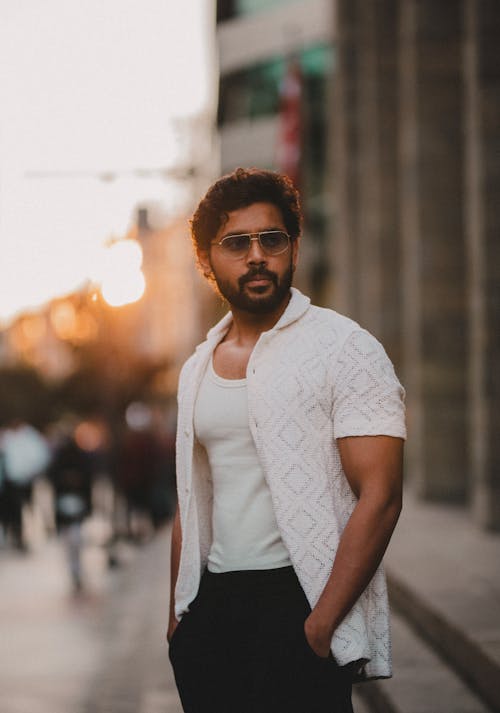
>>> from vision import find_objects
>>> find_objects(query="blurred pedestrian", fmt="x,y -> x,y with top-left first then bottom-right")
48,424 -> 94,592
0,420 -> 50,550
114,403 -> 176,542
167,169 -> 406,713
114,404 -> 157,542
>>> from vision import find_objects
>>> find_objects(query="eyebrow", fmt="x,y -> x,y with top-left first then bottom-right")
220,226 -> 285,240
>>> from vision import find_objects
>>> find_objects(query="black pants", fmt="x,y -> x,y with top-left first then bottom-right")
169,566 -> 354,713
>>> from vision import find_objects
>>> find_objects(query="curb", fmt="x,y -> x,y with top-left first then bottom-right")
387,570 -> 500,712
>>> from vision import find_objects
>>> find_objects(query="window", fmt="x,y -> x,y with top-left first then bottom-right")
218,46 -> 333,125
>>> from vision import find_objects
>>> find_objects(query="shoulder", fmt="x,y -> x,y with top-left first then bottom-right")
295,304 -> 399,380
306,304 -> 361,333
294,303 -> 365,352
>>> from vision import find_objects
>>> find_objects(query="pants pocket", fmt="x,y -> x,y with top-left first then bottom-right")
300,622 -> 334,663
168,616 -> 186,661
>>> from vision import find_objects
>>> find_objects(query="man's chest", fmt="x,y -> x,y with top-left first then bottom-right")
186,323 -> 340,432
212,341 -> 254,379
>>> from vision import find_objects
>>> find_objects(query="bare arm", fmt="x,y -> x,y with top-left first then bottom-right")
166,503 -> 182,642
304,435 -> 404,657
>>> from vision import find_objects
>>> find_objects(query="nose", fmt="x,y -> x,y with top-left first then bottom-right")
246,235 -> 267,264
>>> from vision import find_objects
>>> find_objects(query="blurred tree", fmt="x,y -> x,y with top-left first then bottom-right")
54,342 -> 170,433
0,349 -> 169,433
0,366 -> 53,428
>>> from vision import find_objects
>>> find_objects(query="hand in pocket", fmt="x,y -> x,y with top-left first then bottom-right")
303,616 -> 332,659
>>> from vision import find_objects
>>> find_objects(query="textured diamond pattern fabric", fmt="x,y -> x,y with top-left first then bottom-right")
174,289 -> 406,681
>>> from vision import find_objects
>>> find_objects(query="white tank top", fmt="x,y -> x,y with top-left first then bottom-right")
193,357 -> 291,573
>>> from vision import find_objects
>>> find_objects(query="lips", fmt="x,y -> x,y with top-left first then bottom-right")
246,277 -> 271,286
241,271 -> 276,287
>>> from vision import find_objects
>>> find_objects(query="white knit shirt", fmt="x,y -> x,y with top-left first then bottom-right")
174,288 -> 406,681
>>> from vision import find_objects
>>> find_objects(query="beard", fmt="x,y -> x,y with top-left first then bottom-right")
211,259 -> 294,315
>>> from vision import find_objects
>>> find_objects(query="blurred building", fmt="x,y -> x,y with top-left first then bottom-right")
216,0 -> 335,303
331,0 -> 500,533
216,0 -> 500,531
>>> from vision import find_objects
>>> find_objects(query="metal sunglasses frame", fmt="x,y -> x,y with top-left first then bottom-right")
214,230 -> 291,259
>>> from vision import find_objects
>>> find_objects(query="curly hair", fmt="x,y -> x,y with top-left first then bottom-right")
190,167 -> 302,253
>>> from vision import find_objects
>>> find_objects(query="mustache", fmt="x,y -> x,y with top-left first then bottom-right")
239,267 -> 278,287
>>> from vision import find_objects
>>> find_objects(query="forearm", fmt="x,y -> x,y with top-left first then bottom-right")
168,504 -> 182,632
308,490 -> 402,643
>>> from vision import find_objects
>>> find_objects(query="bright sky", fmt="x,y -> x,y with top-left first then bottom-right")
0,0 -> 215,323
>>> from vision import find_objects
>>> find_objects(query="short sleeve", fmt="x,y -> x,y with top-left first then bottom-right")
332,329 -> 407,440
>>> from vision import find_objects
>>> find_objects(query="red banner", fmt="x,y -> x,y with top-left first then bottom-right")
276,58 -> 303,189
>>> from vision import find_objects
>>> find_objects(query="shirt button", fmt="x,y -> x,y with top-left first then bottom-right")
184,428 -> 190,437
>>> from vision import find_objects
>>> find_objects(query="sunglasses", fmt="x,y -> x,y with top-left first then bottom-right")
214,230 -> 291,260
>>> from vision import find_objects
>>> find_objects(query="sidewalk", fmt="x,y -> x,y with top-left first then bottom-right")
81,530 -> 182,713
0,536 -> 109,713
357,489 -> 500,713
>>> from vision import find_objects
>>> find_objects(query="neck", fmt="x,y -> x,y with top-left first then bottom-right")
226,291 -> 291,346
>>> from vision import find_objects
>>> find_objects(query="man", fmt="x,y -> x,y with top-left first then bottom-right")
167,168 -> 406,713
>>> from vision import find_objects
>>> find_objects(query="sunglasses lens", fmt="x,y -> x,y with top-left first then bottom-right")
222,234 -> 251,255
260,231 -> 289,254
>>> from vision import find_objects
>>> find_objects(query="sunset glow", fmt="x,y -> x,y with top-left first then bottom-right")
99,240 -> 146,307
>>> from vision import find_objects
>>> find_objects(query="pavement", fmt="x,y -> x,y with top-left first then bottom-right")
356,488 -> 500,713
0,526 -> 181,713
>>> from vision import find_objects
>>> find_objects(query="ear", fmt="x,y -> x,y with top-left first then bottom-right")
197,247 -> 212,278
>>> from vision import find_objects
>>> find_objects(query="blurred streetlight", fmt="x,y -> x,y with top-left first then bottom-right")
96,239 -> 146,308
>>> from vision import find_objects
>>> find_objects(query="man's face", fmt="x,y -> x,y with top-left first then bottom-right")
198,202 -> 299,315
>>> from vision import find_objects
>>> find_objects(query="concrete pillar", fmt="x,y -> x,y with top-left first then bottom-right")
464,0 -> 500,529
356,0 -> 383,337
331,0 -> 402,367
330,0 -> 361,319
356,0 -> 402,366
399,0 -> 467,501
